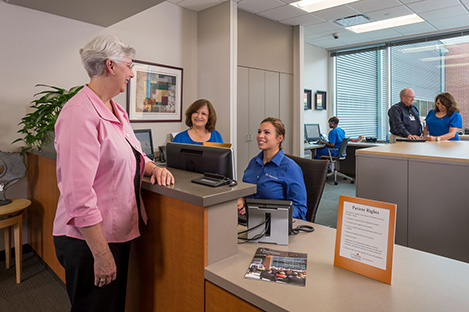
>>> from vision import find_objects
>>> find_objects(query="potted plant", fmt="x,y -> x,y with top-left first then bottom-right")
13,84 -> 83,154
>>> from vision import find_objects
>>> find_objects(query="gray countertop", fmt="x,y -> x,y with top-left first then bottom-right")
142,168 -> 256,207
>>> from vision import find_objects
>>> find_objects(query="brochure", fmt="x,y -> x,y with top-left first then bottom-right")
244,247 -> 307,287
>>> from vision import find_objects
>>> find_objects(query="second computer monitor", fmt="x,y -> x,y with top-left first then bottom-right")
304,123 -> 321,142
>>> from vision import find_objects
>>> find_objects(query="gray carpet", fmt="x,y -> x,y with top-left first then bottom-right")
314,177 -> 356,228
0,252 -> 70,312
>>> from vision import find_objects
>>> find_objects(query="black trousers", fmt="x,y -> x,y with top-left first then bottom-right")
54,236 -> 131,312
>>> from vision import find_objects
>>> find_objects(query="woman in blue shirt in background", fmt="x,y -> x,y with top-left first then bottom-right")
424,92 -> 463,141
173,99 -> 223,145
238,117 -> 308,220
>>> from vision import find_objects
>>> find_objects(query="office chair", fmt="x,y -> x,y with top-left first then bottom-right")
320,138 -> 354,185
285,154 -> 329,223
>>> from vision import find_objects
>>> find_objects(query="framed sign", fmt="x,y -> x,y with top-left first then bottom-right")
315,91 -> 326,110
126,60 -> 183,122
334,195 -> 396,284
304,89 -> 312,110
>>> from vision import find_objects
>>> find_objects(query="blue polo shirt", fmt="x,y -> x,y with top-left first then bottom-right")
425,109 -> 463,141
173,129 -> 223,145
242,149 -> 307,220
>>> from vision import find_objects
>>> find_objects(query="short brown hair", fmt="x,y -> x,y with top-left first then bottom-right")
434,92 -> 460,115
261,117 -> 285,148
328,116 -> 339,125
185,99 -> 217,132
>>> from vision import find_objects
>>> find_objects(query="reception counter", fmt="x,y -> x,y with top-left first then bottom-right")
27,152 -> 256,312
204,221 -> 469,312
356,141 -> 469,262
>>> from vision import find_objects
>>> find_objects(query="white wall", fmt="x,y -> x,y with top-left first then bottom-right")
0,1 -> 198,251
304,43 -> 329,136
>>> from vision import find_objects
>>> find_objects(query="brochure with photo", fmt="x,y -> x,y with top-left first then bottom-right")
244,247 -> 307,287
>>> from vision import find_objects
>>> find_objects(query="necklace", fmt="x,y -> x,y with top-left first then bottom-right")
191,127 -> 208,140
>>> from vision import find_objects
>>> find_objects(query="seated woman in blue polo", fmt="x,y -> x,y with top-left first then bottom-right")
173,99 -> 223,145
238,117 -> 307,220
314,116 -> 345,159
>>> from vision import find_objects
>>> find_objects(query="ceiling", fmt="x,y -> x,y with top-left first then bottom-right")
5,0 -> 469,51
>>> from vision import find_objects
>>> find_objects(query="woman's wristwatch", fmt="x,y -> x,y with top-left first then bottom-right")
436,136 -> 441,142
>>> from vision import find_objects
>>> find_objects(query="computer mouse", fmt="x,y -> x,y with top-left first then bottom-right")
228,180 -> 238,187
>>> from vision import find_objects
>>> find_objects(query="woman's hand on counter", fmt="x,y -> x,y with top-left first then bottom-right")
151,166 -> 175,186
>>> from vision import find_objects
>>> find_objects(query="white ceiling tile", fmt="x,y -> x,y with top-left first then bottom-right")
280,13 -> 325,26
461,0 -> 469,3
348,0 -> 402,14
406,0 -> 462,13
310,5 -> 360,21
304,22 -> 342,34
364,5 -> 414,21
419,5 -> 469,21
398,0 -> 425,3
393,22 -> 437,36
176,0 -> 222,11
428,13 -> 469,30
258,4 -> 305,21
237,0 -> 284,14
361,28 -> 403,40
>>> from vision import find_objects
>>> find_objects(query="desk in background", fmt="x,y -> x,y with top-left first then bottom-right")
356,141 -> 469,262
205,220 -> 469,312
303,143 -> 325,158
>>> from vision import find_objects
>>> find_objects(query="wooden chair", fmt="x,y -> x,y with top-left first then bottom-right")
286,154 -> 329,222
0,198 -> 31,283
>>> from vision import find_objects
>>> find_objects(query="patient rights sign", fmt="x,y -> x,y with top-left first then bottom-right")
339,202 -> 390,270
334,195 -> 396,284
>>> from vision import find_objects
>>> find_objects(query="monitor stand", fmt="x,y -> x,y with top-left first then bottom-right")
247,205 -> 290,245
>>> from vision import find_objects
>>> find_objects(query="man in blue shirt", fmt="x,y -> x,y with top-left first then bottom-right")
315,116 -> 345,159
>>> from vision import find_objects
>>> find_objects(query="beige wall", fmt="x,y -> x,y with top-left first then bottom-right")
238,10 -> 293,75
304,43 -> 329,136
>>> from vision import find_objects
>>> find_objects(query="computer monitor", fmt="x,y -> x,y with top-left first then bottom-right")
166,142 -> 235,179
304,123 -> 321,142
134,129 -> 155,161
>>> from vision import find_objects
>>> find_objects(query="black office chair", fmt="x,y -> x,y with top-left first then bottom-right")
285,154 -> 329,222
320,138 -> 354,185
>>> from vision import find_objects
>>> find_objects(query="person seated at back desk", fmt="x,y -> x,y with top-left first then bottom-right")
173,99 -> 223,145
388,88 -> 422,142
314,116 -> 345,159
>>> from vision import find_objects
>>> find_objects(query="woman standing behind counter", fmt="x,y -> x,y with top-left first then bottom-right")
173,99 -> 223,145
53,34 -> 174,312
238,117 -> 307,220
424,92 -> 463,141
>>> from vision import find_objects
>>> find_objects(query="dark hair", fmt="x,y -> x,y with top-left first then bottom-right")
261,117 -> 285,148
185,99 -> 217,132
434,92 -> 460,115
329,116 -> 339,125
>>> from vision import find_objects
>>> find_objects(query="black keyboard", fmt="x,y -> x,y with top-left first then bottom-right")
396,138 -> 426,142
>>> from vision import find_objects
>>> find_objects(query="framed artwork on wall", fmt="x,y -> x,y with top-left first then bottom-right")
304,89 -> 312,110
315,91 -> 326,110
126,60 -> 183,122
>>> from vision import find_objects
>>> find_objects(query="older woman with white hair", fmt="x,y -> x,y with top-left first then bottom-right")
53,34 -> 174,312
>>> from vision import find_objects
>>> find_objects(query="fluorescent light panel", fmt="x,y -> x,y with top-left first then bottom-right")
290,0 -> 360,13
346,14 -> 424,33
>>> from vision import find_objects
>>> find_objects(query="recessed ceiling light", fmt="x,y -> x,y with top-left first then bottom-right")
334,14 -> 372,27
346,14 -> 424,33
290,0 -> 360,13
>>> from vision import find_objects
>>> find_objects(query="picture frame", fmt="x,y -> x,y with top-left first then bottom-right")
126,60 -> 183,122
315,91 -> 327,110
304,89 -> 312,110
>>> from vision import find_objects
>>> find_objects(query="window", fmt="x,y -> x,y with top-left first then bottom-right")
333,33 -> 469,139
